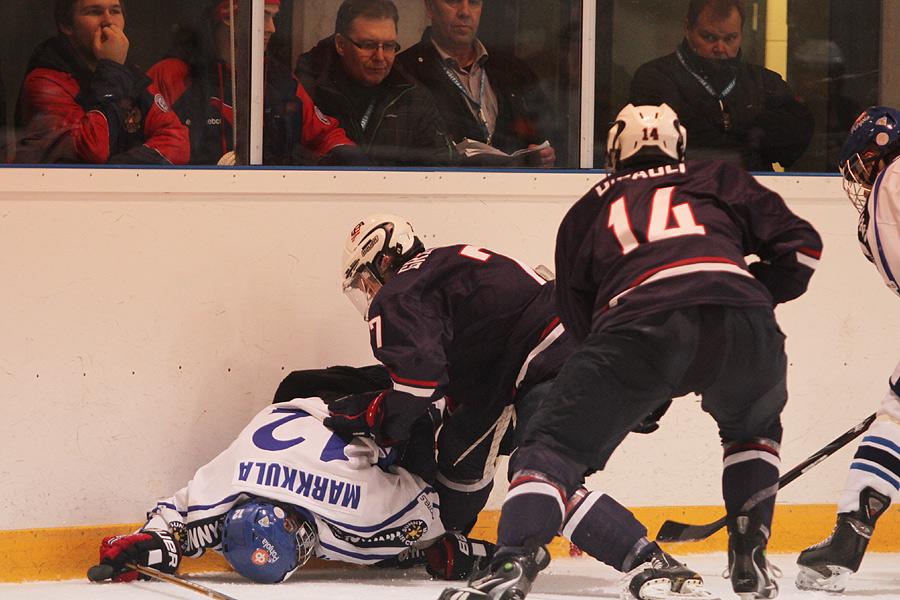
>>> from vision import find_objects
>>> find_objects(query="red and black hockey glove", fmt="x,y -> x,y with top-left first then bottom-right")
425,532 -> 495,580
90,530 -> 181,582
324,390 -> 393,445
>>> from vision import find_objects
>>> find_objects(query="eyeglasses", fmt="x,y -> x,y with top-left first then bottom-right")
343,36 -> 401,55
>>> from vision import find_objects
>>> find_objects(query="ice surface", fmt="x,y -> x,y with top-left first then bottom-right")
2,553 -> 898,600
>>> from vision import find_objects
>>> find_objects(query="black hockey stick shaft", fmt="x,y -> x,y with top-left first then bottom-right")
655,412 -> 877,543
131,564 -> 241,600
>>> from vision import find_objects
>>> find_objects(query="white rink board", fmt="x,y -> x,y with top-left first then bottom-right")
0,167 -> 894,531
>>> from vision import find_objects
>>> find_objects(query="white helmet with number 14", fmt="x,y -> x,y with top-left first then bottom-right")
606,103 -> 687,173
341,214 -> 424,318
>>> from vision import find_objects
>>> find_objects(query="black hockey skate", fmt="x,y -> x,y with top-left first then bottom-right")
438,539 -> 550,600
626,547 -> 716,599
725,512 -> 779,600
795,486 -> 890,593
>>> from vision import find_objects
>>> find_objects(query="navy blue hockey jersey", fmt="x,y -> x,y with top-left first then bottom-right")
555,161 -> 822,341
367,245 -> 572,442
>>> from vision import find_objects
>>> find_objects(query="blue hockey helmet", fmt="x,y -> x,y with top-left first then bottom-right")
221,499 -> 317,583
839,106 -> 900,212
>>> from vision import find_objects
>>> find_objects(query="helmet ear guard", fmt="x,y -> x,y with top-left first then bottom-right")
606,103 -> 687,173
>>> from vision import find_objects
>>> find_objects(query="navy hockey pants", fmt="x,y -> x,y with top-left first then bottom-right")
522,304 -> 788,476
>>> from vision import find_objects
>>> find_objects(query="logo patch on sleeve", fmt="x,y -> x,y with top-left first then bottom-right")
315,106 -> 331,125
154,93 -> 171,113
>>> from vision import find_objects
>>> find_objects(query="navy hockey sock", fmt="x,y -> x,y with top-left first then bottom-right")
496,472 -> 567,555
722,437 -> 781,528
561,489 -> 651,571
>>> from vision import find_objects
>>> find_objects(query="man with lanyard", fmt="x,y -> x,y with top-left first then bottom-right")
396,0 -> 556,167
629,0 -> 813,171
295,0 -> 455,166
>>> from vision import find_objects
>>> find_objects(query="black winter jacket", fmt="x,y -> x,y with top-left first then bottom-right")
396,28 -> 555,159
295,36 -> 455,167
629,40 -> 814,171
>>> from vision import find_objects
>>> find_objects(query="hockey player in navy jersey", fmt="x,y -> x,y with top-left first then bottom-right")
331,215 -> 574,534
796,107 -> 900,593
330,214 -> 719,598
441,104 -> 822,600
87,369 -> 495,585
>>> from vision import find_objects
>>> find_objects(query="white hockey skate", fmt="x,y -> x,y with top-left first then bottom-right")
795,564 -> 851,593
620,549 -> 719,600
794,486 -> 891,593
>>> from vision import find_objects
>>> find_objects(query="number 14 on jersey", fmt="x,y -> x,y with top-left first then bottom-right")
608,186 -> 706,254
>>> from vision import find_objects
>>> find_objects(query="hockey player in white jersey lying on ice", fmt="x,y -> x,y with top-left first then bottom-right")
87,366 -> 494,585
330,215 -> 718,599
795,106 -> 900,593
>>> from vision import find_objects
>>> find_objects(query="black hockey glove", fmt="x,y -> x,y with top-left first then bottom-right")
324,390 -> 393,445
91,530 -> 181,582
425,532 -> 495,580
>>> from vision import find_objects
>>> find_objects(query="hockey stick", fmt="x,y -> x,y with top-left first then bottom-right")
655,412 -> 877,543
87,563 -> 241,600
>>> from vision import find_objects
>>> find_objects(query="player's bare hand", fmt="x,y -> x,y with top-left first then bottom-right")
94,24 -> 129,64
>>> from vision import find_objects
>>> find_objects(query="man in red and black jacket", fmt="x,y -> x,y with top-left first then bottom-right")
14,0 -> 189,165
148,0 -> 367,166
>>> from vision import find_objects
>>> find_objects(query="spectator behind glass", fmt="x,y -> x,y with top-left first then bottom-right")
147,0 -> 368,166
295,0 -> 456,167
629,0 -> 814,171
13,0 -> 189,165
396,0 -> 556,167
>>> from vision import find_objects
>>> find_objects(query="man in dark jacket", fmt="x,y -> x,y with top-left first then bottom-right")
396,0 -> 556,167
14,0 -> 189,165
629,0 -> 813,172
148,0 -> 366,166
295,0 -> 455,167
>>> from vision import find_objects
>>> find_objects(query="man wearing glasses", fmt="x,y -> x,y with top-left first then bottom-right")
295,0 -> 455,167
397,0 -> 556,167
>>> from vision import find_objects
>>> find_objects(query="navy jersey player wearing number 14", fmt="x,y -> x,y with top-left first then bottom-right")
442,104 -> 822,600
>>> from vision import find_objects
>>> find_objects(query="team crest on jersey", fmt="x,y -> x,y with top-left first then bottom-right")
154,93 -> 170,113
400,521 -> 427,543
120,99 -> 142,133
315,106 -> 331,125
324,519 -> 428,548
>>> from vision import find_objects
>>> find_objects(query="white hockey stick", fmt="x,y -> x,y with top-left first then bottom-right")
88,563 -> 241,600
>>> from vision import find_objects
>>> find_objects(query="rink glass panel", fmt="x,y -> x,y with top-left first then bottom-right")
0,0 -> 888,171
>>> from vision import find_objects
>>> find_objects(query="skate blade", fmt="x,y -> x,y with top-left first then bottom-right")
622,577 -> 720,600
794,564 -> 850,593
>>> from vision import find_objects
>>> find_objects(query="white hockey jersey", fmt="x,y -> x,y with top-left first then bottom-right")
144,397 -> 444,564
860,157 -> 900,296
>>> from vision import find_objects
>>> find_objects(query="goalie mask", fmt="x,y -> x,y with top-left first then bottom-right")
606,103 -> 686,173
221,499 -> 317,584
341,214 -> 424,318
840,106 -> 900,212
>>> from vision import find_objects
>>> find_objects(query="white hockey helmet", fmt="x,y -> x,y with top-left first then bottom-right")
341,214 -> 424,318
606,103 -> 687,172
